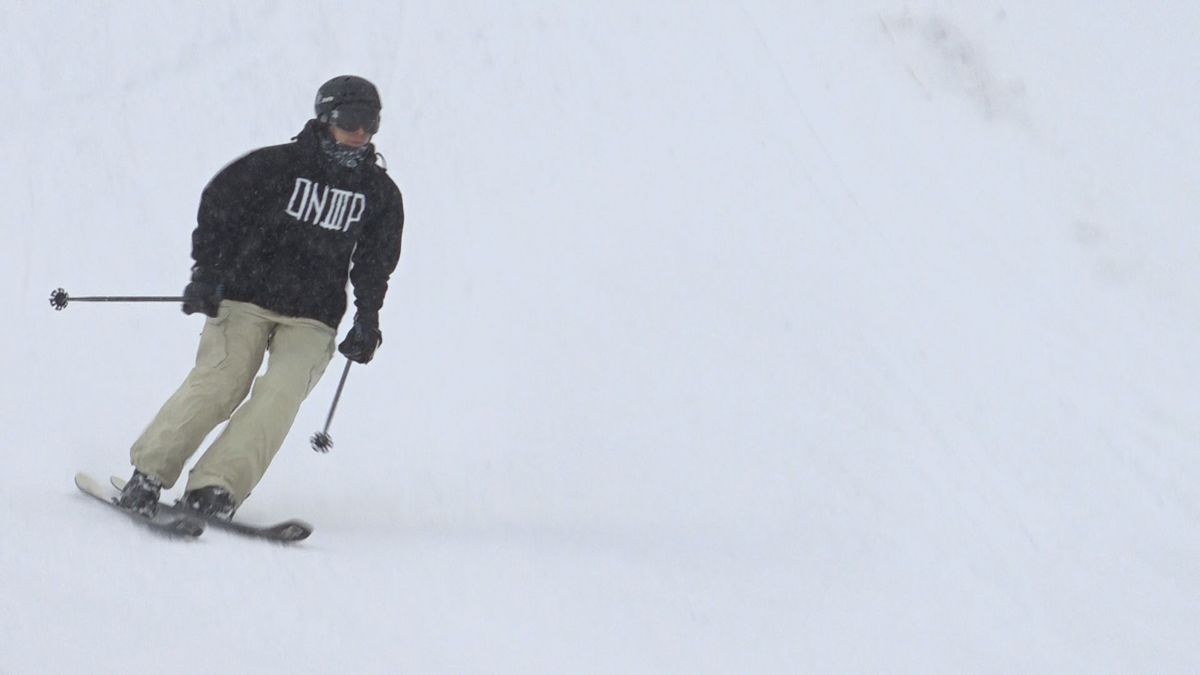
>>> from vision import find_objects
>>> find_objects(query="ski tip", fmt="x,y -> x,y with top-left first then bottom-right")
75,471 -> 106,495
275,521 -> 314,542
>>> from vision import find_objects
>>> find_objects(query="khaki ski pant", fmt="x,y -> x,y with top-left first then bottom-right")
130,300 -> 335,504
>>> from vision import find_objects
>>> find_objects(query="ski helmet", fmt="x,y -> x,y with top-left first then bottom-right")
314,75 -> 382,133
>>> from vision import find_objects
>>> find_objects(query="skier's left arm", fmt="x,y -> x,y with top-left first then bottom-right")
338,185 -> 404,363
351,185 -> 404,319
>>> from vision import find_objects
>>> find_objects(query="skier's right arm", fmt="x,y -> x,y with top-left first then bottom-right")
191,153 -> 261,277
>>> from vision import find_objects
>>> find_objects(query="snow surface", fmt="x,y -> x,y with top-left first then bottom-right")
2,1 -> 1198,673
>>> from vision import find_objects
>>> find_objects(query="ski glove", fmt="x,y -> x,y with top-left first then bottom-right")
182,268 -> 224,318
338,313 -> 383,364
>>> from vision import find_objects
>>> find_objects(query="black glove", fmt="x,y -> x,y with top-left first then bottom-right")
182,268 -> 224,318
338,313 -> 383,364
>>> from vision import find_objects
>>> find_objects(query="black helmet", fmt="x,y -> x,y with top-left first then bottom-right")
314,75 -> 382,133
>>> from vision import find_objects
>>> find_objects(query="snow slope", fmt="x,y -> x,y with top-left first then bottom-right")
1,1 -> 1197,673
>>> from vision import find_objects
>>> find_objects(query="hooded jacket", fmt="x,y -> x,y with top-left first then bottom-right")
192,119 -> 404,329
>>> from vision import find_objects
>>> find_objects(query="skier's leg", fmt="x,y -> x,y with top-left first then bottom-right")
129,301 -> 271,488
186,312 -> 335,503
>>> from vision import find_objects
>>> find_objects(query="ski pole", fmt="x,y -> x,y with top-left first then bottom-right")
49,287 -> 183,311
311,358 -> 353,453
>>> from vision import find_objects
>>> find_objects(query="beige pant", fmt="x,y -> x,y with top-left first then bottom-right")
131,300 -> 335,504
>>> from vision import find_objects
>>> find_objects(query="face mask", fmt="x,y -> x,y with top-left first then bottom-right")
319,133 -> 370,168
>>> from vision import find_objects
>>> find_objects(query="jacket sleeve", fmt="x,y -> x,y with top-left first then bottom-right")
192,152 -> 261,275
348,184 -> 405,319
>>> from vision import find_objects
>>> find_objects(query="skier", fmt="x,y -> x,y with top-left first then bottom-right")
117,75 -> 404,519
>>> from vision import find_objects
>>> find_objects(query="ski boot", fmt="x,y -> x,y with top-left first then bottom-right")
182,486 -> 237,521
117,470 -> 162,516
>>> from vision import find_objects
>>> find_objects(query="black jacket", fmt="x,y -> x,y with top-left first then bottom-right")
192,120 -> 404,329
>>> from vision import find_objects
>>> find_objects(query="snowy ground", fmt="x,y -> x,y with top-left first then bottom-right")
2,2 -> 1198,673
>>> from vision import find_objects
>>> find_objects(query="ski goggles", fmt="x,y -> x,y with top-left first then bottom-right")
330,104 -> 381,134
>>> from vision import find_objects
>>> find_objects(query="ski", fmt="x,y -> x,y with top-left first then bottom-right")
75,472 -> 205,539
110,476 -> 313,543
